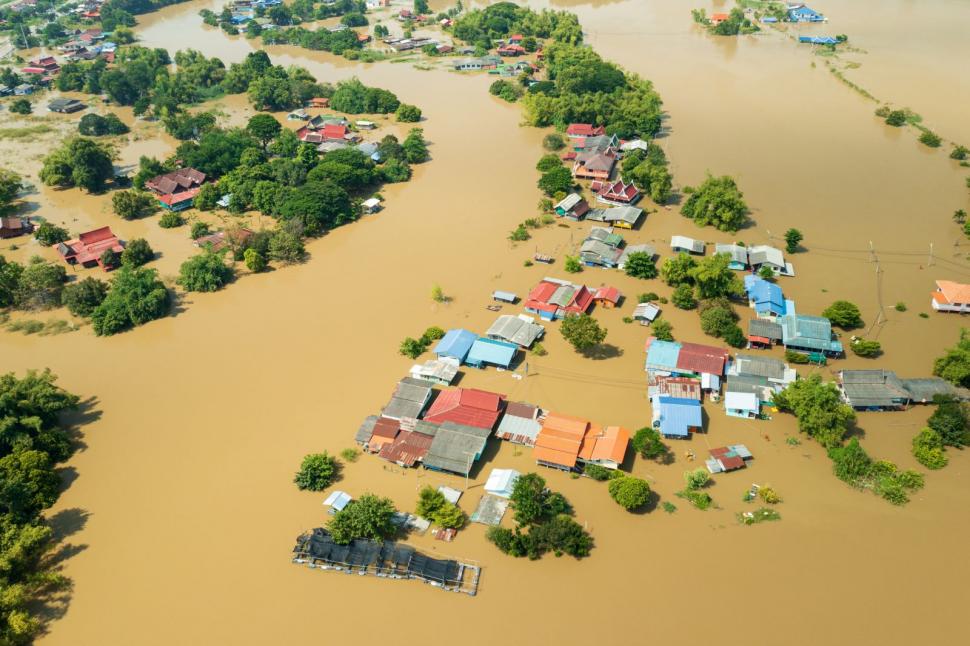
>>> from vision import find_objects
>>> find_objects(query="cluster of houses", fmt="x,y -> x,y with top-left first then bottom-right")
667,239 -> 794,277
355,379 -> 632,476
221,0 -> 284,33
645,337 -> 799,435
145,167 -> 207,212
286,111 -> 392,160
1,32 -> 114,96
554,193 -> 644,227
55,225 -> 124,270
555,125 -> 652,208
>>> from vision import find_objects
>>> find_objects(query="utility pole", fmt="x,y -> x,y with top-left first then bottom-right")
928,243 -> 934,267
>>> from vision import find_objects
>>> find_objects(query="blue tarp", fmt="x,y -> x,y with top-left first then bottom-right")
466,337 -> 517,369
434,329 -> 477,362
657,396 -> 702,438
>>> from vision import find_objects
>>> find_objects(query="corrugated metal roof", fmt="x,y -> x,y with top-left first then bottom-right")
657,397 -> 702,438
486,314 -> 544,347
646,339 -> 681,371
725,391 -> 759,411
749,318 -> 783,340
466,337 -> 517,368
423,421 -> 492,475
433,329 -> 477,361
731,354 -> 787,380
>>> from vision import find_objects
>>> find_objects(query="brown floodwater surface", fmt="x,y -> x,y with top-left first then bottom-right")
3,1 -> 969,644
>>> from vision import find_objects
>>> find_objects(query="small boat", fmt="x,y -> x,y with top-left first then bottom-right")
486,304 -> 502,312
534,253 -> 553,263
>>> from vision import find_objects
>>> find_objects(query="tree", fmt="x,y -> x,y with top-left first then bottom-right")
33,222 -> 69,246
415,486 -> 465,529
399,337 -> 425,359
723,325 -> 746,348
536,154 -> 563,173
278,181 -> 353,234
177,251 -> 234,292
159,212 -> 185,228
78,113 -> 129,136
414,0 -> 430,14
39,138 -> 115,193
911,428 -> 947,470
190,221 -> 211,240
9,98 -> 32,115
294,452 -> 340,490
680,174 -> 748,232
623,251 -> 658,279
244,248 -> 267,272
684,468 -> 710,490
660,252 -> 697,286
631,426 -> 667,460
927,396 -> 969,447
774,374 -> 856,449
100,249 -> 121,270
0,168 -> 24,215
112,190 -> 157,220
246,113 -> 282,149
690,253 -> 742,299
608,476 -> 651,510
671,284 -> 697,310
327,494 -> 396,544
402,128 -> 429,163
61,277 -> 109,317
118,238 -> 153,267
933,330 -> 970,388
489,79 -> 523,102
543,133 -> 565,151
784,228 -> 803,253
850,338 -> 882,358
560,314 -> 607,352
194,183 -> 222,211
651,318 -> 674,341
537,166 -> 572,196
563,255 -> 582,273
381,158 -> 411,183
919,130 -> 942,148
268,228 -> 306,263
91,266 -> 170,336
822,300 -> 863,329
699,300 -> 737,337
827,438 -> 872,485
395,103 -> 422,122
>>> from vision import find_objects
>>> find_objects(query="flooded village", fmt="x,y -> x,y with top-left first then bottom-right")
2,1 -> 970,645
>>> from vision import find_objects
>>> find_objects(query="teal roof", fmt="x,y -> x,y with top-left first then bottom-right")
466,337 -> 517,369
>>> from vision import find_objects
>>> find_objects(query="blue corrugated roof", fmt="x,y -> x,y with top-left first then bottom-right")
466,337 -> 517,368
434,329 -> 477,361
646,339 -> 681,371
658,397 -> 702,438
746,277 -> 785,316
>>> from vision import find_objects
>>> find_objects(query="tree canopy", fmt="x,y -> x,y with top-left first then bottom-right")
933,329 -> 970,388
39,138 -> 115,193
294,452 -> 340,491
560,313 -> 607,352
822,300 -> 863,329
774,374 -> 856,449
608,476 -> 651,510
327,494 -> 396,545
680,174 -> 748,232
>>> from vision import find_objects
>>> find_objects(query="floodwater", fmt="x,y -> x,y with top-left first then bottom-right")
1,1 -> 968,644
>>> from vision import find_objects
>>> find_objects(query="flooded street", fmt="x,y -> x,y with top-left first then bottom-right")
3,1 -> 969,644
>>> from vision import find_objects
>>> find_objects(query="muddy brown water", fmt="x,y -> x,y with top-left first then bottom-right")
2,1 -> 968,644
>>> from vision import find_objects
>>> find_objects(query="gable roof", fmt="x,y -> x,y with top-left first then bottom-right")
715,243 -> 748,265
578,425 -> 629,464
749,318 -> 783,341
495,402 -> 542,445
146,168 -> 205,195
730,354 -> 787,380
486,314 -> 544,347
586,205 -> 643,226
533,412 -> 589,468
566,123 -> 604,137
466,337 -> 517,368
935,280 -> 970,304
840,370 -> 911,407
780,313 -> 841,351
656,396 -> 702,438
433,328 -> 477,361
423,421 -> 491,475
423,388 -> 505,430
748,245 -> 785,268
677,342 -> 728,376
671,235 -> 705,254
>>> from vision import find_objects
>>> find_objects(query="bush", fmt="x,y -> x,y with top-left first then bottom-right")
61,277 -> 108,317
632,426 -> 667,460
623,251 -> 658,279
268,228 -> 306,263
651,318 -> 674,341
785,350 -> 810,364
608,476 -> 651,510
190,221 -> 211,240
918,130 -> 942,148
543,133 -> 565,151
723,325 -> 746,348
583,464 -> 613,481
112,190 -> 157,220
159,212 -> 185,228
822,300 -> 863,329
927,396 -> 969,447
671,284 -> 697,309
828,438 -> 872,485
560,313 -> 607,352
121,238 -> 154,267
9,98 -> 32,114
758,487 -> 781,504
294,452 -> 340,490
489,79 -> 524,102
684,468 -> 710,491
509,224 -> 530,241
885,110 -> 906,126
912,428 -> 947,469
244,248 -> 267,272
34,222 -> 69,246
894,302 -> 907,312
950,145 -> 968,160
177,251 -> 234,292
850,338 -> 881,358
639,292 -> 659,303
536,154 -> 562,173
395,103 -> 422,122
563,255 -> 582,273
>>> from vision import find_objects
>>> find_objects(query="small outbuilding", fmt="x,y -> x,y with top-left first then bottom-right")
671,235 -> 705,255
484,468 -> 520,498
725,391 -> 760,419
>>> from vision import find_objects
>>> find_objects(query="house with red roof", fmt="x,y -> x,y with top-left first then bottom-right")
524,278 -> 594,321
497,43 -> 526,56
593,286 -> 622,308
296,123 -> 348,144
422,388 -> 506,430
56,226 -> 124,270
572,151 -> 616,180
593,179 -> 641,206
145,168 -> 206,211
508,34 -> 524,44
566,123 -> 606,138
578,425 -> 630,470
709,13 -> 730,26
22,56 -> 59,75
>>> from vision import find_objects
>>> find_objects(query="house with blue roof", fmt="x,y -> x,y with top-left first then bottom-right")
799,35 -> 838,45
788,4 -> 825,23
433,329 -> 477,363
645,339 -> 681,373
744,275 -> 785,319
779,304 -> 843,357
465,337 -> 518,369
652,396 -> 703,439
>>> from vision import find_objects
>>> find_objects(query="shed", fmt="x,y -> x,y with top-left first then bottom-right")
671,236 -> 705,255
433,328 -> 477,362
633,302 -> 660,323
466,337 -> 518,369
492,290 -> 517,303
361,197 -> 381,213
725,391 -> 759,418
470,494 -> 509,525
494,401 -> 543,446
323,490 -> 352,513
484,468 -> 520,498
594,286 -> 622,308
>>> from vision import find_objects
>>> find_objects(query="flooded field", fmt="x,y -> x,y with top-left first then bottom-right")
2,1 -> 968,644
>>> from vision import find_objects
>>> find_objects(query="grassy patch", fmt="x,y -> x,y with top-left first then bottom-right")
0,124 -> 55,139
676,489 -> 713,510
738,507 -> 781,525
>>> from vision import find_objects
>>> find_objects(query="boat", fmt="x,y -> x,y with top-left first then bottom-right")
534,253 -> 553,263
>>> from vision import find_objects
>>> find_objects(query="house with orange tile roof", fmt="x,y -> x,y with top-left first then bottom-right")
578,425 -> 630,470
931,280 -> 970,313
533,413 -> 630,471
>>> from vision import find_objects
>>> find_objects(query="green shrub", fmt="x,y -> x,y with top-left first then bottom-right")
918,130 -> 942,148
584,464 -> 612,481
912,427 -> 948,469
608,476 -> 651,510
159,212 -> 185,228
294,452 -> 340,491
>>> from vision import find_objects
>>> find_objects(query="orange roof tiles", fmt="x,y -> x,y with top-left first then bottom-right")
935,280 -> 970,304
579,425 -> 630,465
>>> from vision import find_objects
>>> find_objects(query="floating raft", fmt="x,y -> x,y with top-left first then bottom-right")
292,528 -> 480,596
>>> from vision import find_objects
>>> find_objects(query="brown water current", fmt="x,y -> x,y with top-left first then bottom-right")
2,1 -> 969,644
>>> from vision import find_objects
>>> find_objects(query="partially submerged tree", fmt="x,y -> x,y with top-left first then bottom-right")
294,452 -> 340,491
560,314 -> 607,352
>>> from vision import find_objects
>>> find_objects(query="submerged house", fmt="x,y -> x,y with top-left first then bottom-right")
592,179 -> 640,205
593,286 -> 622,309
580,239 -> 623,268
724,391 -> 760,419
381,377 -> 435,422
47,97 -> 85,113
633,301 -> 661,324
578,425 -> 630,470
486,314 -> 544,348
532,413 -> 629,471
748,245 -> 793,276
744,275 -> 786,319
566,123 -> 606,138
748,318 -> 784,348
788,4 -> 825,22
727,354 -> 797,391
618,244 -> 656,271
423,421 -> 492,476
0,216 -> 33,239
706,444 -> 753,474
671,235 -> 705,255
378,421 -> 439,468
652,396 -> 703,439
554,193 -> 590,220
409,357 -> 460,386
572,151 -> 616,180
484,468 -> 520,498
585,205 -> 643,229
715,243 -> 748,270
778,306 -> 843,357
494,401 -> 543,446
433,328 -> 478,363
56,226 -> 124,270
524,278 -> 594,321
645,337 -> 729,391
465,337 -> 518,370
649,375 -> 702,401
931,280 -> 970,313
837,370 -> 911,411
145,168 -> 206,211
423,388 -> 506,430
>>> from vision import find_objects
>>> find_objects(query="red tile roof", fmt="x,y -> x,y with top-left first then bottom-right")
567,124 -> 605,137
59,226 -> 123,266
594,286 -> 621,304
423,388 -> 505,430
533,412 -> 589,468
578,425 -> 629,465
322,123 -> 347,140
676,342 -> 728,376
146,168 -> 206,196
